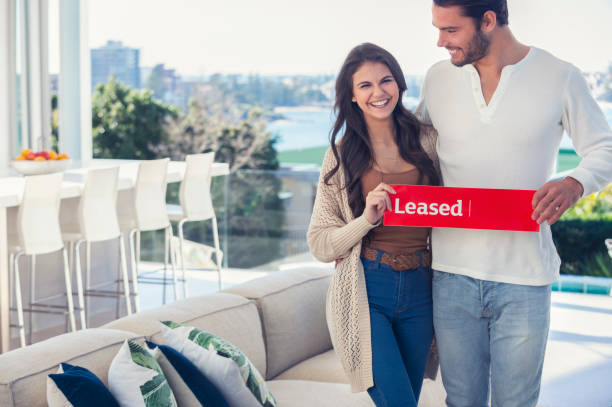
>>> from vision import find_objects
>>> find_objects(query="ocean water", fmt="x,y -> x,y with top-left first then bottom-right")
268,101 -> 612,152
268,109 -> 336,151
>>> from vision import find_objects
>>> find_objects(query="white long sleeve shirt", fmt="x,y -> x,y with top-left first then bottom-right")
417,47 -> 612,285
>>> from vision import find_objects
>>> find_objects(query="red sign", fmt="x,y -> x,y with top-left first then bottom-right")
383,185 -> 539,232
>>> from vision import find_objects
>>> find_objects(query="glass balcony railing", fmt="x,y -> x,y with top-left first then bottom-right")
139,165 -> 322,271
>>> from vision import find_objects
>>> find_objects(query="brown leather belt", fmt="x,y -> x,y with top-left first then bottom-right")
360,246 -> 431,271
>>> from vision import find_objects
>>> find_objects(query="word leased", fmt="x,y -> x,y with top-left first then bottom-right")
394,199 -> 463,216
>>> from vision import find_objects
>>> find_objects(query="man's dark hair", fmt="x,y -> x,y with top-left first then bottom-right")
433,0 -> 509,27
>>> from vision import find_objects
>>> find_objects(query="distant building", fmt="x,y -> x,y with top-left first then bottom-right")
142,63 -> 195,110
91,40 -> 140,91
174,80 -> 199,111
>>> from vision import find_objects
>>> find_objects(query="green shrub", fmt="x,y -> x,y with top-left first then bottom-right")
582,252 -> 612,277
551,218 -> 612,275
552,184 -> 612,276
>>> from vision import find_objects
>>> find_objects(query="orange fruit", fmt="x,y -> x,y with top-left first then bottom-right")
48,150 -> 58,160
33,156 -> 45,161
20,149 -> 31,158
57,153 -> 69,160
15,155 -> 25,161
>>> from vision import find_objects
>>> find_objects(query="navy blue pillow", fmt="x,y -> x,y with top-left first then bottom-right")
48,363 -> 119,407
146,341 -> 230,407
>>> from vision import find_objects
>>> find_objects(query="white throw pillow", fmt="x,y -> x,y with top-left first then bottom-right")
108,340 -> 177,407
161,323 -> 265,407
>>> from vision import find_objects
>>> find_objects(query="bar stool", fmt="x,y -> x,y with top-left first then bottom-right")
61,167 -> 132,327
166,153 -> 223,294
8,172 -> 81,347
118,158 -> 177,312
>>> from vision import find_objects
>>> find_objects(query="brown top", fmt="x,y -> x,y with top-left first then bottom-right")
361,167 -> 431,255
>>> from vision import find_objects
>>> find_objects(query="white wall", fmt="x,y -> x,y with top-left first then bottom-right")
0,0 -> 17,169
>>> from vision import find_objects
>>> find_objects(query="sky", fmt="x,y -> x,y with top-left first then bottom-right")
48,0 -> 612,77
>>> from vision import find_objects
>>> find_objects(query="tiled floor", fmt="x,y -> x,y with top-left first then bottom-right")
539,292 -> 612,407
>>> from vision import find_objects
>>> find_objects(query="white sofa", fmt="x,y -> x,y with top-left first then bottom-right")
0,268 -> 446,406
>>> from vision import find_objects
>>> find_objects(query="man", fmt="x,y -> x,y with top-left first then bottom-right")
416,1 -> 612,406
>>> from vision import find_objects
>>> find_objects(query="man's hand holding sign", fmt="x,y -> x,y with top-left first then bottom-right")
531,177 -> 583,226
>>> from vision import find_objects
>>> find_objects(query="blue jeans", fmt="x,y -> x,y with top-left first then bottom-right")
432,270 -> 551,407
362,252 -> 433,407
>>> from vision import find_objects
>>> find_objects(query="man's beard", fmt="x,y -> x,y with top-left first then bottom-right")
452,29 -> 491,67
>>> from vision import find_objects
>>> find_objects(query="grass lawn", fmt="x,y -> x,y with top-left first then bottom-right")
279,146 -> 581,174
278,146 -> 328,165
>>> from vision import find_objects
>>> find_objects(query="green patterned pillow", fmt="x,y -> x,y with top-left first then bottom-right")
108,340 -> 177,407
161,321 -> 276,407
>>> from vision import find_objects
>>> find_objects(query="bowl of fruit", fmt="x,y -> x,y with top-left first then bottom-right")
11,149 -> 72,175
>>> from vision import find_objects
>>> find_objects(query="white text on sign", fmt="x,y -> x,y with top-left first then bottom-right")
393,198 -> 467,217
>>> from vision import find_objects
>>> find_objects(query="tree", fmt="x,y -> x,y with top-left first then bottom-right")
154,96 -> 279,171
92,77 -> 178,159
157,98 -> 284,268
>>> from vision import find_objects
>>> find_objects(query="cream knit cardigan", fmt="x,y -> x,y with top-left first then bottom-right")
307,127 -> 440,393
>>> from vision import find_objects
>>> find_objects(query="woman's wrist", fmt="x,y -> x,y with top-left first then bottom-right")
364,211 -> 379,225
363,212 -> 381,226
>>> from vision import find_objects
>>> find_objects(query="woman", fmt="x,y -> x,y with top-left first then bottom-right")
307,43 -> 440,406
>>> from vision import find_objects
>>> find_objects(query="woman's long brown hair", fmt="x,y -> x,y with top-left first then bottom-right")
324,42 -> 440,218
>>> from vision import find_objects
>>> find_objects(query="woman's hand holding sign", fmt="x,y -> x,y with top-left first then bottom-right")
531,176 -> 584,225
364,182 -> 397,225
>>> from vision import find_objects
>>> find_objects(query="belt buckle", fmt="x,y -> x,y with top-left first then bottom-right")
390,253 -> 401,270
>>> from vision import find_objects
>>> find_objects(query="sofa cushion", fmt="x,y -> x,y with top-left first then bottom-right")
161,323 -> 265,407
223,269 -> 333,379
273,349 -> 348,383
162,320 -> 276,406
0,328 -> 137,407
102,292 -> 267,376
272,350 -> 447,407
146,341 -> 229,407
266,380 -> 374,407
108,340 -> 177,407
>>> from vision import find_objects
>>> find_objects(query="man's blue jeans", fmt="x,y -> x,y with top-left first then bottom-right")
362,253 -> 433,407
432,270 -> 551,407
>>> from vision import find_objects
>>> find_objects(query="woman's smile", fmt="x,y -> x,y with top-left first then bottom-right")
369,98 -> 391,108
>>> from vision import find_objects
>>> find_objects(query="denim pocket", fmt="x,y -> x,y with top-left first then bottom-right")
432,270 -> 451,282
